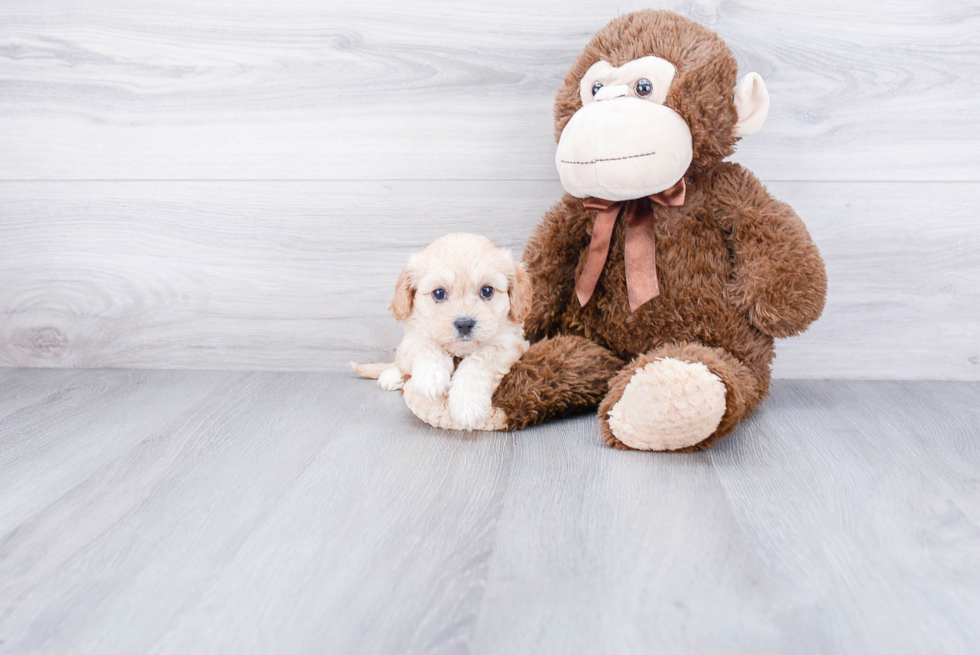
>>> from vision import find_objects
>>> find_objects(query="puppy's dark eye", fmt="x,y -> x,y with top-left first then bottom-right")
432,288 -> 447,302
591,82 -> 603,96
635,79 -> 652,97
480,285 -> 495,300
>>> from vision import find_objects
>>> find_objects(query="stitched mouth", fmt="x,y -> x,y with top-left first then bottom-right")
560,150 -> 656,165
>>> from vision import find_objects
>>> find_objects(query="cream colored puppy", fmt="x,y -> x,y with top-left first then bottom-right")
352,233 -> 532,430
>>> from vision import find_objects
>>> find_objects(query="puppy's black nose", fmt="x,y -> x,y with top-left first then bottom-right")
454,316 -> 477,337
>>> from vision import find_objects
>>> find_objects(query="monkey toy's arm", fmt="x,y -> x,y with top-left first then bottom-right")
522,195 -> 593,342
713,164 -> 827,338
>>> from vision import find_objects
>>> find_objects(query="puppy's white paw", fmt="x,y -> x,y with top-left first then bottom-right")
412,363 -> 451,401
448,388 -> 493,430
377,367 -> 405,391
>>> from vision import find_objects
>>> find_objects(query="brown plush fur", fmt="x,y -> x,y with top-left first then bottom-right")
492,335 -> 624,429
492,10 -> 827,449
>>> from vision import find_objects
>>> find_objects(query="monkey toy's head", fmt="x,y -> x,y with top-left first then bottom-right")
554,11 -> 769,201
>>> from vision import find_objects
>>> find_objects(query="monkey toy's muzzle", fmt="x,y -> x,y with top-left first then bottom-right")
555,95 -> 693,202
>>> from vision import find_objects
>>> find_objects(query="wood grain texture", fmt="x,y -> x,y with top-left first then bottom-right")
1,180 -> 977,378
1,0 -> 978,376
1,0 -> 977,181
0,370 -> 978,653
471,378 -> 980,654
709,381 -> 980,654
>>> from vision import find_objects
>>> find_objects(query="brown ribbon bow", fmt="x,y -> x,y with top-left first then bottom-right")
575,178 -> 687,313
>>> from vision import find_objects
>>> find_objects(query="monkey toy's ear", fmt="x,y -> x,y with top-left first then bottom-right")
733,72 -> 770,136
389,265 -> 416,323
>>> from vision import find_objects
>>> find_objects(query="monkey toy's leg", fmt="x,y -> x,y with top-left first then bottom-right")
597,341 -> 771,452
491,335 -> 624,429
402,336 -> 767,449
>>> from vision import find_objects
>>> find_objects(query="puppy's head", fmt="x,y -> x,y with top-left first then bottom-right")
390,233 -> 533,356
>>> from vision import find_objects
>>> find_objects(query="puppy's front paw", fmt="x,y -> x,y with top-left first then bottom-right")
412,363 -> 451,401
448,388 -> 493,430
377,367 -> 405,391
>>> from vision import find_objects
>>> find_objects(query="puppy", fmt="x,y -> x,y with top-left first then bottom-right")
352,233 -> 532,430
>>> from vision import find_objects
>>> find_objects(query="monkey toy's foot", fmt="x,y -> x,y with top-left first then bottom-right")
600,356 -> 728,451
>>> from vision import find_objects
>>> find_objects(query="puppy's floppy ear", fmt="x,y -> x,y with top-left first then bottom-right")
508,261 -> 534,324
389,265 -> 415,323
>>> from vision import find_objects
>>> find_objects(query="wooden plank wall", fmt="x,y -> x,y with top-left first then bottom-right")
1,0 -> 978,378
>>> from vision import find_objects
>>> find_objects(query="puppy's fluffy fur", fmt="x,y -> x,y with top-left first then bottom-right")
352,233 -> 533,430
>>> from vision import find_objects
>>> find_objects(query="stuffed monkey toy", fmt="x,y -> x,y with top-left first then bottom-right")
404,10 -> 827,451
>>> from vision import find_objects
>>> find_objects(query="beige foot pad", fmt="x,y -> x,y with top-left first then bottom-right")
608,357 -> 727,451
402,381 -> 508,432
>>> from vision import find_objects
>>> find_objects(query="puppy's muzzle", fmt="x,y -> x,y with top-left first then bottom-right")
453,316 -> 477,338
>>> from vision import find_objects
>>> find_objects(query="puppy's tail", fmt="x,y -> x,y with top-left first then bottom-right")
349,361 -> 396,379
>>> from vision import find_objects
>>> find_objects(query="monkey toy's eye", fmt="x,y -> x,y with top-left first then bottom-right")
591,82 -> 603,96
635,79 -> 652,97
480,285 -> 495,300
432,288 -> 447,302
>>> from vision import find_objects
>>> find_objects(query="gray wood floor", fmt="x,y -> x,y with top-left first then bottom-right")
0,369 -> 977,654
